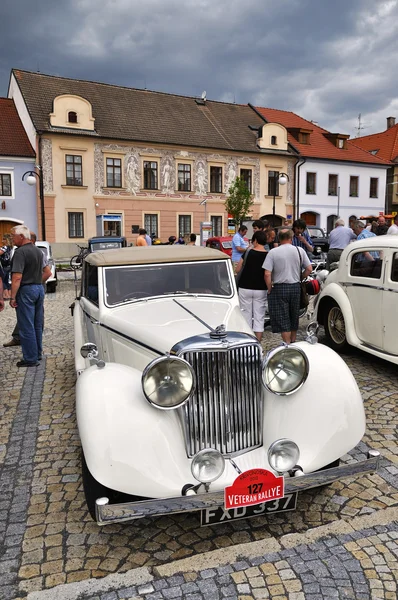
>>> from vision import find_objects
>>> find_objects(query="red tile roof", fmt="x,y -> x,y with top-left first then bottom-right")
254,106 -> 390,166
351,125 -> 398,163
0,98 -> 35,158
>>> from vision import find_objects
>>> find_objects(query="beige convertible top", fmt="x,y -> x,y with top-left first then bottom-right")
85,245 -> 229,266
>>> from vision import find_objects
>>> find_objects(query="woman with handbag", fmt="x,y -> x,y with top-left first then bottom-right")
235,230 -> 268,342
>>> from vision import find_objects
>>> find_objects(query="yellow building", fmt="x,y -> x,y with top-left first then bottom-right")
9,69 -> 297,256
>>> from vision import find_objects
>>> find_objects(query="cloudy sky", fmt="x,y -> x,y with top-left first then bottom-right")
1,0 -> 398,137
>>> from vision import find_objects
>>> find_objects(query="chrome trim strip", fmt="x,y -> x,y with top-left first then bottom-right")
95,451 -> 380,525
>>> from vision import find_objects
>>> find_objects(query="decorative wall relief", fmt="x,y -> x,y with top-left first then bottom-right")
40,138 -> 53,193
225,160 -> 237,193
195,156 -> 207,195
94,143 -> 104,194
160,153 -> 175,193
125,151 -> 140,195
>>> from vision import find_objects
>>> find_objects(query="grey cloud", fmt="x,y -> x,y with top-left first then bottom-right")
1,0 -> 398,136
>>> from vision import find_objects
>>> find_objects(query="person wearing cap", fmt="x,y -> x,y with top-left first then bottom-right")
352,220 -> 378,261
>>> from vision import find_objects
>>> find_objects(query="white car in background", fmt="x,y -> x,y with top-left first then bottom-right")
35,241 -> 57,293
314,236 -> 398,364
72,246 -> 379,526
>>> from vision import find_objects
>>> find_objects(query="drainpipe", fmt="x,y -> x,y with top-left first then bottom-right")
38,135 -> 46,240
295,158 -> 306,219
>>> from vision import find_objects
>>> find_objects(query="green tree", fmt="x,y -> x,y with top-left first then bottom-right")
224,177 -> 253,230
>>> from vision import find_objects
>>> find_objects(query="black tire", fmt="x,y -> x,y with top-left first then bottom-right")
70,255 -> 82,269
324,300 -> 349,352
81,451 -> 149,521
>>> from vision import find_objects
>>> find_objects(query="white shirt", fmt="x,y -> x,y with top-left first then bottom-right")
387,224 -> 398,235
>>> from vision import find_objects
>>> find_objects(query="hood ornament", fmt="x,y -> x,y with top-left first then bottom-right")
210,324 -> 228,339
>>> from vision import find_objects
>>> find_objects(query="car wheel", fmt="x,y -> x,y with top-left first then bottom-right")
46,281 -> 57,293
325,301 -> 348,352
81,451 -> 149,521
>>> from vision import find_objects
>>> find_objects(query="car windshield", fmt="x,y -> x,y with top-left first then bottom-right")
309,228 -> 325,238
221,241 -> 232,249
104,260 -> 232,305
90,241 -> 122,251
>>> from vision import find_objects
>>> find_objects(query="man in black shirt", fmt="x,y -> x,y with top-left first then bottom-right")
10,226 -> 51,367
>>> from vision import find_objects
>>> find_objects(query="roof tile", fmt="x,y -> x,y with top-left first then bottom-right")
0,98 -> 35,158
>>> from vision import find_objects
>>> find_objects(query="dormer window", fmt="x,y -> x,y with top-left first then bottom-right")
324,132 -> 349,149
338,138 -> 344,149
271,136 -> 277,145
68,111 -> 78,124
287,127 -> 312,144
299,132 -> 309,144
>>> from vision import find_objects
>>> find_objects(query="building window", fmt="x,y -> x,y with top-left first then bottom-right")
268,170 -> 280,196
240,168 -> 252,193
270,136 -> 277,145
178,215 -> 191,236
338,138 -> 345,149
0,173 -> 12,196
106,157 -> 122,188
328,174 -> 338,196
350,176 -> 359,197
68,212 -> 84,238
299,132 -> 309,144
211,216 -> 222,236
143,161 -> 158,190
65,155 -> 83,186
177,164 -> 191,191
306,172 -> 316,195
210,166 -> 222,193
68,111 -> 78,124
144,213 -> 158,237
370,177 -> 378,198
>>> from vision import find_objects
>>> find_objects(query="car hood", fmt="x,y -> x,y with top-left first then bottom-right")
102,296 -> 253,354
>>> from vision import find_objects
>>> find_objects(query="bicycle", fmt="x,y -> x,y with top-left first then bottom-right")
70,244 -> 89,269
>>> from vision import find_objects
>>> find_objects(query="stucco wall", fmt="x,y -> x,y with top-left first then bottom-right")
0,157 -> 37,233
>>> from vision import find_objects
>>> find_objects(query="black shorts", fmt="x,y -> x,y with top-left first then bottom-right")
268,283 -> 301,333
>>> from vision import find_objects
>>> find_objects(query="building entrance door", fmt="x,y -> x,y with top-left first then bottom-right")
300,212 -> 317,225
0,220 -> 22,239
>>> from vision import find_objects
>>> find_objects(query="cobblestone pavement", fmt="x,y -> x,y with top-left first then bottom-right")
0,279 -> 397,600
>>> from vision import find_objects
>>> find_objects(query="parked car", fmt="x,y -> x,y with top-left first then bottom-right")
72,246 -> 379,525
88,236 -> 127,252
35,241 -> 57,293
307,226 -> 329,258
205,236 -> 233,257
314,236 -> 398,364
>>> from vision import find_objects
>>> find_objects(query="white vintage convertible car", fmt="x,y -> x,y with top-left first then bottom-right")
73,246 -> 379,525
314,235 -> 398,364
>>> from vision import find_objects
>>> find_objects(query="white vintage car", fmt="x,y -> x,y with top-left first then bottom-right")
314,235 -> 398,364
73,246 -> 379,526
36,240 -> 57,293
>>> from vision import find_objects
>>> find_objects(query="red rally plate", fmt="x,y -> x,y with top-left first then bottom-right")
225,468 -> 284,510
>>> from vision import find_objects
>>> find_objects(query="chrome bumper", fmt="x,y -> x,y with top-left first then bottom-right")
95,450 -> 380,525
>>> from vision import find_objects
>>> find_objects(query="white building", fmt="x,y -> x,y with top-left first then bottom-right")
253,106 -> 390,231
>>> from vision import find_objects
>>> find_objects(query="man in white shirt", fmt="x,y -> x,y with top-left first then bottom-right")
387,214 -> 398,234
263,229 -> 312,343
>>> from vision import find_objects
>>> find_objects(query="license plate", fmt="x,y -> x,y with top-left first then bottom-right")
200,493 -> 297,526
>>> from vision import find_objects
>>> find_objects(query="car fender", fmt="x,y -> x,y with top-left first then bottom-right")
314,282 -> 360,347
76,363 -> 194,497
262,341 -> 365,472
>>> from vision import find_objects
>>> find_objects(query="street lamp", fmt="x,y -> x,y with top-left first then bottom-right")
272,172 -> 289,227
22,169 -> 45,240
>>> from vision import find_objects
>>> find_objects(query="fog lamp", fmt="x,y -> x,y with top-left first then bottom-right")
268,439 -> 300,473
191,448 -> 225,483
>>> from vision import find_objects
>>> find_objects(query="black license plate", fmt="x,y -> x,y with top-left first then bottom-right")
200,492 -> 297,526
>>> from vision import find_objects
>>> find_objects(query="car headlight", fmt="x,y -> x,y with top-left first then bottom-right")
268,439 -> 300,473
191,448 -> 225,483
142,355 -> 195,410
262,346 -> 309,395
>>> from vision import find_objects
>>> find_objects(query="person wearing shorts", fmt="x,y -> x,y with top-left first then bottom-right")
263,229 -> 312,344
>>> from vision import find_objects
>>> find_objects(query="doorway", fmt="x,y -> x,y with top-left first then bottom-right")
0,220 -> 23,239
300,211 -> 317,226
327,214 -> 338,233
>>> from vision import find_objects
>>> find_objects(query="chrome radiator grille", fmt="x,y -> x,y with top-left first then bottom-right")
180,344 -> 263,457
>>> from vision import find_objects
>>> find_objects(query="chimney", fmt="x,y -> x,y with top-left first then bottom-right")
387,116 -> 396,129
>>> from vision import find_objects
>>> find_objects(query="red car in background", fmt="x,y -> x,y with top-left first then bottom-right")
205,236 -> 233,257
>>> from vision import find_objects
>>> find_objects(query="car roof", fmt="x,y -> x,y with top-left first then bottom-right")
85,245 -> 229,266
344,235 -> 398,251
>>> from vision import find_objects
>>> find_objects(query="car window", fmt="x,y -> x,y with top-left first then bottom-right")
104,260 -> 232,305
309,228 -> 324,238
391,253 -> 398,282
83,264 -> 99,304
221,241 -> 232,249
90,241 -> 122,251
350,250 -> 383,279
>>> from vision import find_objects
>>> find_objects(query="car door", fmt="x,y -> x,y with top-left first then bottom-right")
344,248 -> 384,350
382,249 -> 398,355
